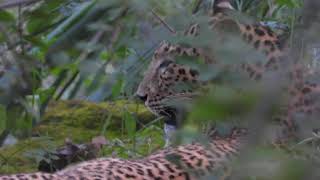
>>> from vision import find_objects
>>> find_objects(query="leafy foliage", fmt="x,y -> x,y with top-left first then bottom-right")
0,0 -> 319,179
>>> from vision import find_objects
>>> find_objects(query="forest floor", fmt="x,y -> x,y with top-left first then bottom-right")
0,100 -> 163,174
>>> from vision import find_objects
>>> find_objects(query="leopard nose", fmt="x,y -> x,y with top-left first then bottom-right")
135,94 -> 148,102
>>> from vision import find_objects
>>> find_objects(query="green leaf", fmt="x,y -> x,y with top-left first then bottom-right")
37,88 -> 55,105
111,78 -> 123,99
0,33 -> 5,42
0,104 -> 6,133
46,1 -> 96,40
100,51 -> 111,61
115,46 -> 129,59
123,111 -> 136,138
25,0 -> 66,34
27,17 -> 52,34
0,10 -> 15,22
101,113 -> 112,135
276,0 -> 302,8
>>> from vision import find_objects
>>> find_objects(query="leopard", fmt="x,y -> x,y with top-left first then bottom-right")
0,0 -> 316,179
135,0 -> 290,146
0,127 -> 247,180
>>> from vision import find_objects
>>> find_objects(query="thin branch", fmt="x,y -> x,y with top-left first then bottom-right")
151,9 -> 176,34
0,0 -> 42,9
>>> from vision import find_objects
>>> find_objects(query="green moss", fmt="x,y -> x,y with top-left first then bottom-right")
43,100 -> 153,129
0,138 -> 53,173
0,100 -> 163,174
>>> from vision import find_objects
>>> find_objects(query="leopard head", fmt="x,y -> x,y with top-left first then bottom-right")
135,56 -> 187,125
135,43 -> 200,126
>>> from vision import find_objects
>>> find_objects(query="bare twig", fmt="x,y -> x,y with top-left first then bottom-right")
0,0 -> 41,9
151,9 -> 176,34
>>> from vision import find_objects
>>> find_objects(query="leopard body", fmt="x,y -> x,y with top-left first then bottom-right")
0,128 -> 247,180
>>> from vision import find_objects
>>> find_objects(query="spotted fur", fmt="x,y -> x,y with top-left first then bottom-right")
0,128 -> 247,180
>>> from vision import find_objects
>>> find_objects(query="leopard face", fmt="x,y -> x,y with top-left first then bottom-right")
136,42 -> 202,125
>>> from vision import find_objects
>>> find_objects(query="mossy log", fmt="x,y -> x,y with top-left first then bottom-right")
0,100 -> 164,174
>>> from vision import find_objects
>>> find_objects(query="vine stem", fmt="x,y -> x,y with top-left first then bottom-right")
151,9 -> 176,35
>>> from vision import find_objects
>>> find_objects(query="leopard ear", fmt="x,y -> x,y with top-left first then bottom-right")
212,0 -> 234,13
